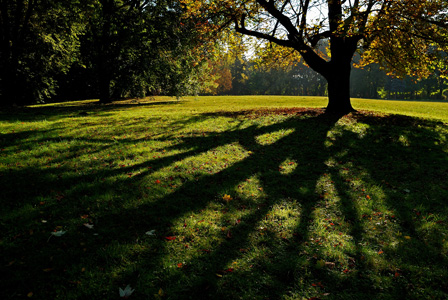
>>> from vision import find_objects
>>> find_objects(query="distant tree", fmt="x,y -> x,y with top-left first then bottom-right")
229,56 -> 249,95
350,62 -> 387,99
215,67 -> 233,94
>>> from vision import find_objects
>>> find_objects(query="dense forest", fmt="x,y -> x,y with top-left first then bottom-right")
0,0 -> 221,106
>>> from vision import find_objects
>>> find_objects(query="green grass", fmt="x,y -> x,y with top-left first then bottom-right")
1,96 -> 447,299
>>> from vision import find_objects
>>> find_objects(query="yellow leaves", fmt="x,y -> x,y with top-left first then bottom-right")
222,194 -> 233,202
359,0 -> 448,80
251,41 -> 304,70
154,288 -> 164,299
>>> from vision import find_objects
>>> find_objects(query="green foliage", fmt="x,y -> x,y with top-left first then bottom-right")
0,0 -> 85,105
0,0 -> 221,105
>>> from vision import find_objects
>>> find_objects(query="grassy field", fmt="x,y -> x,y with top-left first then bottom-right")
1,96 -> 447,299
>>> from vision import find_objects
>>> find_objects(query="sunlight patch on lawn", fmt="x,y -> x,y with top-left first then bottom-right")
278,159 -> 298,175
234,175 -> 266,201
255,128 -> 295,146
139,142 -> 251,201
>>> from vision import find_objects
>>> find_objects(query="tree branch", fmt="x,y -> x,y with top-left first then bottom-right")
256,0 -> 300,37
234,15 -> 292,48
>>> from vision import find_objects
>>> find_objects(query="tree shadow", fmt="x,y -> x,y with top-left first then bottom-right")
1,108 -> 447,299
0,99 -> 184,123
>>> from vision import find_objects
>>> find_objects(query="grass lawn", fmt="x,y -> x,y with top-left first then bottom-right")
1,96 -> 447,299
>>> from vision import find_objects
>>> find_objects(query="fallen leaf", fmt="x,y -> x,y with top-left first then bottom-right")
222,194 -> 232,202
119,285 -> 135,298
83,223 -> 94,229
165,236 -> 176,241
51,230 -> 66,237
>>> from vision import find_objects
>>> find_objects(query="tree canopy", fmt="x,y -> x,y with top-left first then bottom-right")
0,0 -> 220,106
0,0 -> 85,105
185,0 -> 448,113
1,1 -> 447,108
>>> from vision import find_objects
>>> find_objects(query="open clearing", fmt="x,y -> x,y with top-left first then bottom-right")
1,96 -> 447,299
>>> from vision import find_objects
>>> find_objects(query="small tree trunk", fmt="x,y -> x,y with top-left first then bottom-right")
98,71 -> 111,104
97,0 -> 113,104
324,62 -> 355,114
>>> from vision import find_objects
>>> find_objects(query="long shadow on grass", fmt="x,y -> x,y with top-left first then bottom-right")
2,109 -> 447,299
0,99 -> 184,122
117,111 -> 446,299
326,114 -> 448,297
69,109 -> 336,299
93,110 -> 446,299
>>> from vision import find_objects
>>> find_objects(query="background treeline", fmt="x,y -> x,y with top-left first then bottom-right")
209,53 -> 448,101
1,1 -> 447,106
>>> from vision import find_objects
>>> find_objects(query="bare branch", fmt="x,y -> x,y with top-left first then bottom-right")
234,14 -> 293,48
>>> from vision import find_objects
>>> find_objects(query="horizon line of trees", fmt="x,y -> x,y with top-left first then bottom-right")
208,54 -> 448,101
1,1 -> 447,107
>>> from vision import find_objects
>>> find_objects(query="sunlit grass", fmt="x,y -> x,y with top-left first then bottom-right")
1,96 -> 447,299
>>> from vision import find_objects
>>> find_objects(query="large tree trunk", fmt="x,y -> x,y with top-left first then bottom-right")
324,61 -> 355,114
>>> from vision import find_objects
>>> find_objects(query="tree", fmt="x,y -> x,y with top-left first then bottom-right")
0,0 -> 220,105
191,0 -> 448,114
79,0 -> 222,103
0,0 -> 84,106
